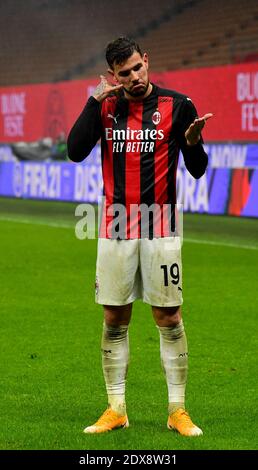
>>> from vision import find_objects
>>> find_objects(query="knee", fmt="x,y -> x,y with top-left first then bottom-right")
104,304 -> 132,327
152,305 -> 182,327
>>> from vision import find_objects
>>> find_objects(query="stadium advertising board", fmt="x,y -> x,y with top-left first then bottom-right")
0,62 -> 258,142
0,151 -> 102,203
0,143 -> 257,217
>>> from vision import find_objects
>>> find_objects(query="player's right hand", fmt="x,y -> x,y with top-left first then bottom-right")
93,75 -> 123,103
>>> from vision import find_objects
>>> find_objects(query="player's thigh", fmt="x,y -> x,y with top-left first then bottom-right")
96,238 -> 139,305
140,236 -> 183,307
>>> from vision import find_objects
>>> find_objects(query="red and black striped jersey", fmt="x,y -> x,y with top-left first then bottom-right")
68,84 -> 208,238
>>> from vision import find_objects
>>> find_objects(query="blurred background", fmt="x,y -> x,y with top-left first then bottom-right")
0,0 -> 258,216
0,0 -> 257,452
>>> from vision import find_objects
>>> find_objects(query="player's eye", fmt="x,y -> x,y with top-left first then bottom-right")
119,71 -> 130,77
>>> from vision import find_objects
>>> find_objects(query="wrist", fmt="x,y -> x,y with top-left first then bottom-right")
92,94 -> 105,103
186,135 -> 200,146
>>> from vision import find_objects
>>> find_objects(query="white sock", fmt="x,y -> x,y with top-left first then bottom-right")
158,320 -> 188,414
101,322 -> 129,415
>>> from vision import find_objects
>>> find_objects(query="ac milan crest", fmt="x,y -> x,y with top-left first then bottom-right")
152,110 -> 162,125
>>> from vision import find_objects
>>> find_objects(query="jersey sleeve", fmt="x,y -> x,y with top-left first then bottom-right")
174,97 -> 208,179
67,96 -> 102,162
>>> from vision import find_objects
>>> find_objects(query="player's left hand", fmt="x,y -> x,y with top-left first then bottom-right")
185,113 -> 213,146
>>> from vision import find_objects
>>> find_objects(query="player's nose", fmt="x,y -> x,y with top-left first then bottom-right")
131,70 -> 139,82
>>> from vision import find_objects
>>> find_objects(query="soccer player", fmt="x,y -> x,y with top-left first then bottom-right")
67,37 -> 212,436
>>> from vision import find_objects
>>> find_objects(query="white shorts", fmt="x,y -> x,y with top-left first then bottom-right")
95,237 -> 183,307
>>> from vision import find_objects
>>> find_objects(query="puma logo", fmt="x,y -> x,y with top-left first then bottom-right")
107,113 -> 119,124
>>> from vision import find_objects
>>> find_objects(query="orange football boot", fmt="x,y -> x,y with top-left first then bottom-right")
83,408 -> 129,434
167,408 -> 203,436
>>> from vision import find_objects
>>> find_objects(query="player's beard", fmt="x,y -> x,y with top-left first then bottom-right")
124,80 -> 150,97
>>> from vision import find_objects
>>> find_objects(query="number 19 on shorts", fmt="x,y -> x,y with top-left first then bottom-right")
160,263 -> 180,286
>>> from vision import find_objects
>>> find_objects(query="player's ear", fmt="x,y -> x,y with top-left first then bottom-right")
143,52 -> 149,69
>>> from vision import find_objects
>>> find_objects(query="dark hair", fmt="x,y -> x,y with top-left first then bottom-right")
105,37 -> 143,69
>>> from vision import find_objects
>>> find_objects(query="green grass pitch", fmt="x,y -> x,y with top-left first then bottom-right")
0,197 -> 257,450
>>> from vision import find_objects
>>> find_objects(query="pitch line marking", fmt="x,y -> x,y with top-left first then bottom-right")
184,237 -> 258,251
0,216 -> 257,251
0,215 -> 72,229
